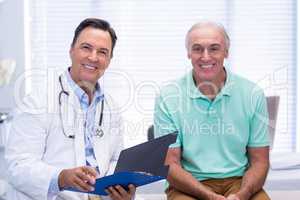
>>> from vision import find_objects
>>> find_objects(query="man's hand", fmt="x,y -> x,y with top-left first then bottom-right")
105,184 -> 136,200
209,193 -> 227,200
58,166 -> 98,192
227,194 -> 240,200
227,191 -> 251,200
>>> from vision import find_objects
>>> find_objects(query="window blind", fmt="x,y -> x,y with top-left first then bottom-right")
26,0 -> 297,150
229,0 -> 296,152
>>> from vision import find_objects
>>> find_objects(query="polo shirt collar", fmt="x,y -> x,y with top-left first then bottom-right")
187,67 -> 234,99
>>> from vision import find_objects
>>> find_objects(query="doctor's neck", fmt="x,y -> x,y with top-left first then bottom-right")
79,81 -> 96,104
69,68 -> 97,104
70,80 -> 95,104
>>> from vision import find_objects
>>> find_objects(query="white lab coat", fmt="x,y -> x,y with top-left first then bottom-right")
5,72 -> 124,200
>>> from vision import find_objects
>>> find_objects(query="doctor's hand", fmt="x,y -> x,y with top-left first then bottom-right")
58,166 -> 98,192
105,184 -> 136,200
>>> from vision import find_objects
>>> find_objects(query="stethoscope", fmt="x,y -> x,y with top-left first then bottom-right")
58,75 -> 105,139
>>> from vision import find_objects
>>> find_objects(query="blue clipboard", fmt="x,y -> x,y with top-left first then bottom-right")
67,171 -> 165,195
65,133 -> 177,195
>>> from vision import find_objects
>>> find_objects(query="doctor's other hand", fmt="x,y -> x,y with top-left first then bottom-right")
58,166 -> 98,192
105,184 -> 136,200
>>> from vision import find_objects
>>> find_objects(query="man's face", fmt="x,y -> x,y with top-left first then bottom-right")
69,27 -> 112,85
187,26 -> 228,83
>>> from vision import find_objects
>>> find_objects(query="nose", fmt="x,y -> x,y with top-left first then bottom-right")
88,50 -> 99,62
201,49 -> 211,61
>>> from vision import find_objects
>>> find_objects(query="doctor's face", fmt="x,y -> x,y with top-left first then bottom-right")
69,27 -> 112,86
186,25 -> 228,83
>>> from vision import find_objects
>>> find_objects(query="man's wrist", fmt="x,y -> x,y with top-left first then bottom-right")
236,189 -> 251,200
204,190 -> 219,200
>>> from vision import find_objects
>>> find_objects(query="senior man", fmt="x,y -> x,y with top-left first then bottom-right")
154,21 -> 270,200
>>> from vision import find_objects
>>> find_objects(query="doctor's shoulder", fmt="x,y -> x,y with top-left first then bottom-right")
12,88 -> 50,126
103,92 -> 122,116
15,88 -> 48,115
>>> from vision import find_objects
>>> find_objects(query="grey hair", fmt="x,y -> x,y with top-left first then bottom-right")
185,21 -> 230,51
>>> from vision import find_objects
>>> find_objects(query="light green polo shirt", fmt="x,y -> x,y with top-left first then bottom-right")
154,69 -> 269,181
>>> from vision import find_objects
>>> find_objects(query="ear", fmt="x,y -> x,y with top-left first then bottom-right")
187,50 -> 192,59
224,49 -> 229,58
69,46 -> 74,58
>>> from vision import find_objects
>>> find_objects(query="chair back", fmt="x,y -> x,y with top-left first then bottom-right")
266,96 -> 280,149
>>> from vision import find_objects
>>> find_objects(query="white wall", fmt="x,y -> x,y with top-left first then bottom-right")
0,0 -> 25,110
0,0 -> 24,197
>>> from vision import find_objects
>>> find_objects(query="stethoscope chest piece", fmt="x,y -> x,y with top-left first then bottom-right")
95,127 -> 104,138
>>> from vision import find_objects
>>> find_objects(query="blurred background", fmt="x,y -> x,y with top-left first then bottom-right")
0,0 -> 298,150
0,0 -> 299,199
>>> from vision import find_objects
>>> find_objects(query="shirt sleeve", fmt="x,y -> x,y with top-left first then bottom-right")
47,169 -> 62,200
153,93 -> 181,148
248,89 -> 270,147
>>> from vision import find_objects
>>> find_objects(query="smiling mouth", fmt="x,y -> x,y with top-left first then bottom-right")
200,64 -> 214,69
82,64 -> 98,70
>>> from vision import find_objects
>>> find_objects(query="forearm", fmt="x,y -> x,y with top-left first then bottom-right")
6,159 -> 60,200
238,162 -> 269,199
168,164 -> 217,200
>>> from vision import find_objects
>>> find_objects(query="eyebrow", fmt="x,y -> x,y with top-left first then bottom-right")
191,44 -> 202,48
192,43 -> 221,48
80,42 -> 92,47
210,44 -> 221,48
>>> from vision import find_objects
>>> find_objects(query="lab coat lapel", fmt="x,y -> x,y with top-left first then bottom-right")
61,73 -> 86,167
72,93 -> 86,167
93,99 -> 110,176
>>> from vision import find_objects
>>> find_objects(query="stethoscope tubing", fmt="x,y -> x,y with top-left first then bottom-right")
58,75 -> 104,139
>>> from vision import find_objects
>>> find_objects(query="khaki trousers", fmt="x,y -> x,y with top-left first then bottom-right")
166,177 -> 270,200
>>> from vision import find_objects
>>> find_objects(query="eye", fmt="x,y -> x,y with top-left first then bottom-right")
210,47 -> 219,51
80,45 -> 92,51
192,46 -> 203,53
209,45 -> 221,52
98,50 -> 109,57
100,50 -> 107,55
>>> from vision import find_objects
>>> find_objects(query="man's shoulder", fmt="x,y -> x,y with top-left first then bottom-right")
158,72 -> 190,97
227,71 -> 266,107
229,71 -> 264,93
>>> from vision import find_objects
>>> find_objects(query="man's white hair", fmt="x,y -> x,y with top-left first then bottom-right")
185,21 -> 230,51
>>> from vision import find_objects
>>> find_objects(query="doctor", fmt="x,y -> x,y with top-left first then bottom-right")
5,18 -> 136,200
